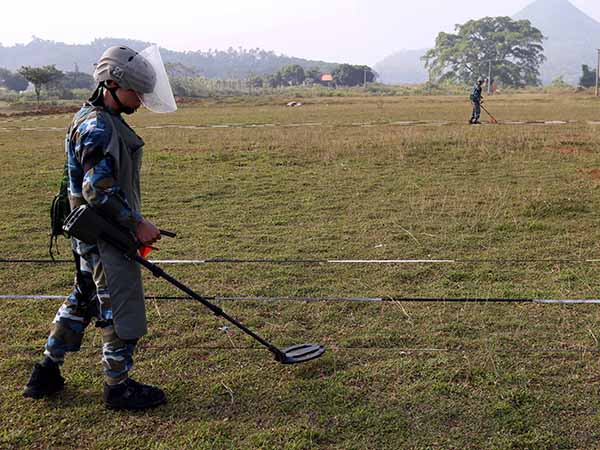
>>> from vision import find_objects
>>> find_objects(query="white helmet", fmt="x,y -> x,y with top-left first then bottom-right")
94,46 -> 156,94
94,45 -> 176,113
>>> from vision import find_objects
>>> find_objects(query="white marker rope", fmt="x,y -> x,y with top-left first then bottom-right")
1,119 -> 599,133
2,258 -> 600,265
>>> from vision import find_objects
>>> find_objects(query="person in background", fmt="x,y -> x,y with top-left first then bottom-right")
469,77 -> 485,125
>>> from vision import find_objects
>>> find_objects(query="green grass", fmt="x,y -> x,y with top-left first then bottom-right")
2,94 -> 600,449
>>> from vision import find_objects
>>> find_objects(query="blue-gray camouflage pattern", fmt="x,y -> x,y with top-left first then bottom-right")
66,105 -> 142,231
470,102 -> 481,123
469,83 -> 483,123
44,240 -> 136,383
470,83 -> 483,102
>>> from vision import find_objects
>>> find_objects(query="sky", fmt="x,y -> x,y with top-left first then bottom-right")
2,0 -> 600,65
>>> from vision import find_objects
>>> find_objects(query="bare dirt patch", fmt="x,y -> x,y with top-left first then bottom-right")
579,168 -> 600,179
544,147 -> 591,155
0,105 -> 79,118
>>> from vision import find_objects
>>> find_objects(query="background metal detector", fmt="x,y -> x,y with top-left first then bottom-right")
480,103 -> 498,124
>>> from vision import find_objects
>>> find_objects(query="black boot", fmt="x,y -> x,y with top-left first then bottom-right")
23,362 -> 65,398
104,378 -> 167,411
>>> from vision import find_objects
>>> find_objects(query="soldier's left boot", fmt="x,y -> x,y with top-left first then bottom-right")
23,362 -> 65,398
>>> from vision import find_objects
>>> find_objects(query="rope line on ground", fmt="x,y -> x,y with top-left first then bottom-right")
2,294 -> 600,304
2,118 -> 600,133
6,344 -> 600,355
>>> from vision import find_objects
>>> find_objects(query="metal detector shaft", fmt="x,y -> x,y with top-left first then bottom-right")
133,254 -> 285,360
480,103 -> 498,123
63,205 -> 325,364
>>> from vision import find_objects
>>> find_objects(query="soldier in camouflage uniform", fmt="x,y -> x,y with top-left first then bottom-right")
23,45 -> 177,410
469,77 -> 485,124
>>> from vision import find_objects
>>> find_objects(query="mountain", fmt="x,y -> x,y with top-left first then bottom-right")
0,37 -> 338,79
374,49 -> 428,84
513,0 -> 600,84
376,0 -> 600,85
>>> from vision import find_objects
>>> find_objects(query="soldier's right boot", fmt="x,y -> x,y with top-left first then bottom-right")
104,378 -> 167,410
23,362 -> 65,398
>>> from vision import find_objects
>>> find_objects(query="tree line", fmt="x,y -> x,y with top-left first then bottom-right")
0,65 -> 94,104
245,64 -> 376,88
165,62 -> 377,90
0,61 -> 378,105
164,63 -> 377,97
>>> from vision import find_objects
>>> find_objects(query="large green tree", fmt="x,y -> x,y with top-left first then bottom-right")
18,65 -> 64,106
422,17 -> 545,87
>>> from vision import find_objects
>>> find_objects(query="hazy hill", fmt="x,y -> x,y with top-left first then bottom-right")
376,0 -> 600,85
374,49 -> 428,84
0,37 -> 338,79
513,0 -> 600,84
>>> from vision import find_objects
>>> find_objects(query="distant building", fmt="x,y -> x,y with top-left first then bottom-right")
319,73 -> 334,87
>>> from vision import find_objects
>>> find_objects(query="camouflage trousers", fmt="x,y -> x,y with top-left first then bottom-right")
470,101 -> 481,122
44,239 -> 138,384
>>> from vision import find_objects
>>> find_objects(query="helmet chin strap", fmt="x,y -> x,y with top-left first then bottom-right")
103,82 -> 136,115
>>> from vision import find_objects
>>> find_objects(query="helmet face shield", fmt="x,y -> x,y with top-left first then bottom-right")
138,45 -> 177,113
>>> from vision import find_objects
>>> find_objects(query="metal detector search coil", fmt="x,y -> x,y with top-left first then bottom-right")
277,344 -> 326,365
62,205 -> 326,365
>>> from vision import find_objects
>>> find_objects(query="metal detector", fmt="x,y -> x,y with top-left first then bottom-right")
63,205 -> 325,365
480,103 -> 498,124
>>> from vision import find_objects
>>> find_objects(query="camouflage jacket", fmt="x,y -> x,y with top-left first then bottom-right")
470,84 -> 483,102
65,104 -> 142,232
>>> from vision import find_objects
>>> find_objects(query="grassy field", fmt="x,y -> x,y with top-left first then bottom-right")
2,93 -> 600,449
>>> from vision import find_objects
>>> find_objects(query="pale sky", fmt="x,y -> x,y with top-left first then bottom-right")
2,0 -> 599,65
